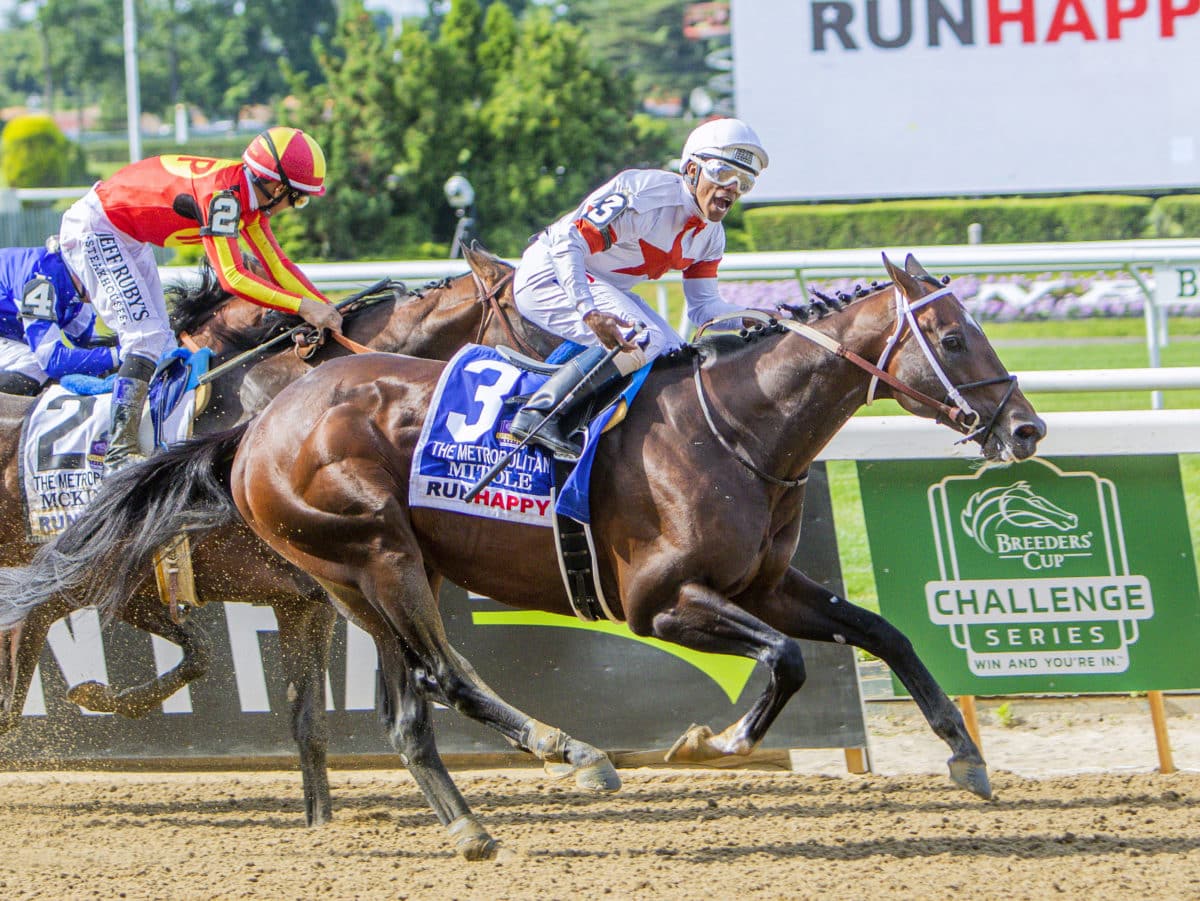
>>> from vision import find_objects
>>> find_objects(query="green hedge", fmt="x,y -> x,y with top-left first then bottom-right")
1,114 -> 74,187
83,135 -> 252,164
743,195 -> 1155,251
1149,195 -> 1200,238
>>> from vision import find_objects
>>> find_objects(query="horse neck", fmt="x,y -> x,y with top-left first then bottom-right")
349,280 -> 486,361
696,290 -> 897,483
354,276 -> 558,362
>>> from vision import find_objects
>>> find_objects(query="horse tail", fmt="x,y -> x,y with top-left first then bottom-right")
0,422 -> 251,630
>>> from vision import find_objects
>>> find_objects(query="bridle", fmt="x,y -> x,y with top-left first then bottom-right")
784,283 -> 1017,445
692,282 -> 1018,488
469,269 -> 539,357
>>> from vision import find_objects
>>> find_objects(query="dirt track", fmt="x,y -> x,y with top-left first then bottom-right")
1,768 -> 1198,900
3,694 -> 1199,899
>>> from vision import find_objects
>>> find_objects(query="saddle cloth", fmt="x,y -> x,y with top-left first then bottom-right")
19,348 -> 211,543
408,344 -> 649,527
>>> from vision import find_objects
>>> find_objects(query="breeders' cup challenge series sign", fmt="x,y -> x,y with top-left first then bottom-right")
859,456 -> 1200,695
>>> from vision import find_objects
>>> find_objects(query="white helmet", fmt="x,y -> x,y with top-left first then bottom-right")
680,117 -> 769,176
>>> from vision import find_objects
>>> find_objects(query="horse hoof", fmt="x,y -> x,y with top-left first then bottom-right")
574,757 -> 621,792
665,723 -> 730,764
543,756 -> 622,792
448,815 -> 497,861
66,681 -> 119,715
948,758 -> 993,800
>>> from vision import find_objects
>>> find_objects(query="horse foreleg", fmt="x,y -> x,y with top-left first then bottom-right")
66,596 -> 212,718
764,567 -> 990,799
0,598 -> 69,734
275,597 -> 336,827
648,581 -> 807,764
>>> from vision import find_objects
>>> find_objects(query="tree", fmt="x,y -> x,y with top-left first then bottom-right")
274,0 -> 674,259
1,113 -> 73,186
565,0 -> 712,106
275,0 -> 413,258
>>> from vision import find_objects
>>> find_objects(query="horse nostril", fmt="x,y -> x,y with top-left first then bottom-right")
1015,419 -> 1046,442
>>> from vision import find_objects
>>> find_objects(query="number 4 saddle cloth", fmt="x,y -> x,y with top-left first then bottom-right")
18,347 -> 212,543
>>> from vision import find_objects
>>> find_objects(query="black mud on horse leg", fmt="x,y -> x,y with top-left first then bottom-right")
772,567 -> 991,799
275,597 -> 337,827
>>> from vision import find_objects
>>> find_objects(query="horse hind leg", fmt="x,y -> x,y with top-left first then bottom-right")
275,596 -> 337,827
398,567 -> 618,792
0,598 -> 70,734
375,635 -> 498,860
65,596 -> 212,719
434,642 -> 620,792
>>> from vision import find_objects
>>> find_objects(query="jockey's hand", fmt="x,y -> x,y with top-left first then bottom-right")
582,309 -> 638,352
298,297 -> 343,334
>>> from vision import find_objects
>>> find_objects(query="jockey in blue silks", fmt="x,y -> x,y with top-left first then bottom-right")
0,244 -> 119,396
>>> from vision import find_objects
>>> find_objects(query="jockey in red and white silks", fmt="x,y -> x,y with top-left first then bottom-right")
510,117 -> 770,459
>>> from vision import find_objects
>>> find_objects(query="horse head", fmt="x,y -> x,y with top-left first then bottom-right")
878,253 -> 1045,463
167,265 -> 291,357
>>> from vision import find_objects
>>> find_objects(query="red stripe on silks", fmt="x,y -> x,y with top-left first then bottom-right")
575,219 -> 610,254
683,259 -> 720,279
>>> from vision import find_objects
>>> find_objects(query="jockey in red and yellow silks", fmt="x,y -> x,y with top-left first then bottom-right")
57,126 -> 342,474
93,154 -> 327,315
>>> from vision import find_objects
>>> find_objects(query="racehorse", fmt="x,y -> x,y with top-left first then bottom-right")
0,253 -> 1045,858
0,244 -> 556,826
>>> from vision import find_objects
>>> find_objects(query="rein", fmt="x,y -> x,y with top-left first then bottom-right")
196,279 -> 401,384
471,269 -> 536,356
691,352 -> 808,489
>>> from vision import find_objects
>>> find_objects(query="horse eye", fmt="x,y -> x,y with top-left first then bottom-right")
941,333 -> 966,353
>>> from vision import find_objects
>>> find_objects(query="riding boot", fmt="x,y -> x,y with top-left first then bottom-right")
509,345 -> 624,460
103,354 -> 155,476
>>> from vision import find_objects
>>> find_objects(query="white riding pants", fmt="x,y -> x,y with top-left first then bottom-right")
0,336 -> 48,384
58,190 -> 177,364
514,246 -> 683,376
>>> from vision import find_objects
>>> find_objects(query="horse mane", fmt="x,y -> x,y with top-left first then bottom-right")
672,277 -> 909,369
166,265 -> 300,351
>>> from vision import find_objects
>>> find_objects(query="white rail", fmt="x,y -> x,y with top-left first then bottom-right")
819,409 -> 1200,460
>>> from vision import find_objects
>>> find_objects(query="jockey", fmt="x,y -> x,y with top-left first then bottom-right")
0,245 -> 118,396
510,117 -> 769,459
56,126 -> 342,474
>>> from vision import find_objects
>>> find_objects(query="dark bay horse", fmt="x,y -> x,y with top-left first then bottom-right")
0,254 -> 1045,858
0,244 -> 556,826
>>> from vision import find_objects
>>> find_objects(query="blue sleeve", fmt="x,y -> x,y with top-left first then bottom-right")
26,319 -> 118,379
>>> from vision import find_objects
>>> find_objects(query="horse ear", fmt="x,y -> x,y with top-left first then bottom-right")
882,252 -> 923,299
904,254 -> 934,281
460,241 -> 513,280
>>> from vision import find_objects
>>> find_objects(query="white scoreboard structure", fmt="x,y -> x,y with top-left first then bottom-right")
730,0 -> 1198,201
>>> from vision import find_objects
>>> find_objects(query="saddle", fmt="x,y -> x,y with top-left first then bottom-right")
491,344 -> 636,623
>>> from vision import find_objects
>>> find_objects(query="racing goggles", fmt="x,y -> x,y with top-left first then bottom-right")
696,156 -> 756,194
287,189 -> 311,209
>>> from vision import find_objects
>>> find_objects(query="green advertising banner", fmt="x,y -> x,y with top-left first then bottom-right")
858,455 -> 1200,695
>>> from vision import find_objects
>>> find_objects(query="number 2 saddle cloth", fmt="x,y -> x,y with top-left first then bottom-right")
18,347 -> 212,543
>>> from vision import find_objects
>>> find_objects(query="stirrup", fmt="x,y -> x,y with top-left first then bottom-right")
511,415 -> 581,460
